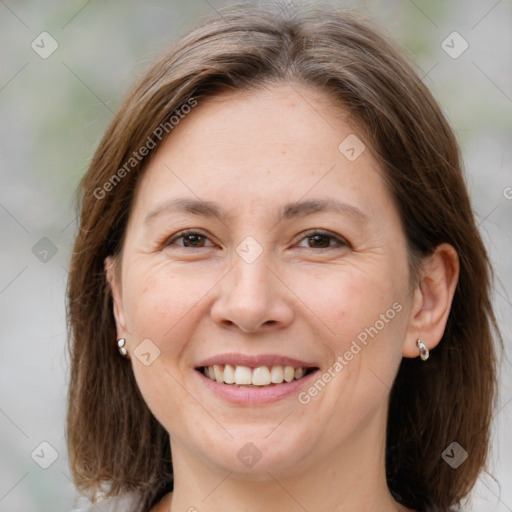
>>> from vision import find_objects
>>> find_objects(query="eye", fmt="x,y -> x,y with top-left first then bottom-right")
162,229 -> 349,251
165,230 -> 215,248
296,230 -> 349,250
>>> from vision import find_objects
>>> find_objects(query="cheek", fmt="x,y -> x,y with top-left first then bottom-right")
130,358 -> 205,446
122,261 -> 211,345
290,258 -> 408,407
122,264 -> 204,430
292,260 -> 404,341
293,265 -> 406,428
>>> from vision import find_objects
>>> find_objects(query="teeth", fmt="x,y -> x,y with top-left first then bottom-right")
283,366 -> 295,383
213,364 -> 223,383
252,366 -> 271,386
234,365 -> 252,385
201,364 -> 311,386
294,367 -> 305,379
270,365 -> 284,383
223,364 -> 235,384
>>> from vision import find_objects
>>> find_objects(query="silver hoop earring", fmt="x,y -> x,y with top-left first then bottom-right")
117,338 -> 128,358
416,338 -> 429,361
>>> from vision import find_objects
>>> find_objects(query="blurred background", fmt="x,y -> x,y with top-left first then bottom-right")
0,1 -> 510,511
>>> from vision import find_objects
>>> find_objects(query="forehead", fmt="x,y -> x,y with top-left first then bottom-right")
130,83 -> 391,224
160,84 -> 356,162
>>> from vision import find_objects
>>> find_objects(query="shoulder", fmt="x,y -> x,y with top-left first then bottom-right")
71,491 -> 141,512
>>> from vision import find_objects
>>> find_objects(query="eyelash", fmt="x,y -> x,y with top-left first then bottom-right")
163,229 -> 350,250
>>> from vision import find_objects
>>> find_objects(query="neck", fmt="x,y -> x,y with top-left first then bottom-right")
165,405 -> 411,512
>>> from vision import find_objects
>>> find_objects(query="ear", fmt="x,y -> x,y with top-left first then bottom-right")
104,256 -> 129,339
403,243 -> 459,358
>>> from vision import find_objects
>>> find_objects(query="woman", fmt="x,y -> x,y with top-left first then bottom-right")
66,3 -> 501,512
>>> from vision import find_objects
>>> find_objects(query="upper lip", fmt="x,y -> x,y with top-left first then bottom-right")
195,353 -> 319,369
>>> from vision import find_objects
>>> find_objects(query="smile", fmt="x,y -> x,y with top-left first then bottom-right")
199,364 -> 317,387
194,353 -> 320,404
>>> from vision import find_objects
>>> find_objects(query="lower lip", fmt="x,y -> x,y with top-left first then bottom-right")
195,369 -> 320,405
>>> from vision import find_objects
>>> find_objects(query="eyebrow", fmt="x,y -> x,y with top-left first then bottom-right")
144,197 -> 369,226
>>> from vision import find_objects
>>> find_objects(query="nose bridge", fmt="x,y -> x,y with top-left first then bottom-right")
210,240 -> 293,332
230,247 -> 274,315
230,232 -> 273,298
232,249 -> 270,300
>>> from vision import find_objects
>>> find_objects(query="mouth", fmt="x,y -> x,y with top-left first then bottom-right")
193,354 -> 321,404
196,364 -> 319,387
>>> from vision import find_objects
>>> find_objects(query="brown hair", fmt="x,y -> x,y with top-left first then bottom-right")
66,3 -> 501,511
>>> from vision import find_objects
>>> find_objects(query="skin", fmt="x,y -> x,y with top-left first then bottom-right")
106,83 -> 459,512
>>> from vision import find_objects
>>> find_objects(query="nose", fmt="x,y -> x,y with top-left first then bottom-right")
209,254 -> 294,333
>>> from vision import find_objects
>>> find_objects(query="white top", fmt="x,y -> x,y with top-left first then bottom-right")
71,492 -> 141,512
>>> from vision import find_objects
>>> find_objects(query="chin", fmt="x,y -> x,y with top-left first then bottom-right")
197,429 -> 314,477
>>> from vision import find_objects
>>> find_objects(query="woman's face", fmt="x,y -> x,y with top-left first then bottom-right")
108,84 -> 418,480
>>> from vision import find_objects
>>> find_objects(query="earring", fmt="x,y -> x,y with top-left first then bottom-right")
117,338 -> 128,358
416,338 -> 429,361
